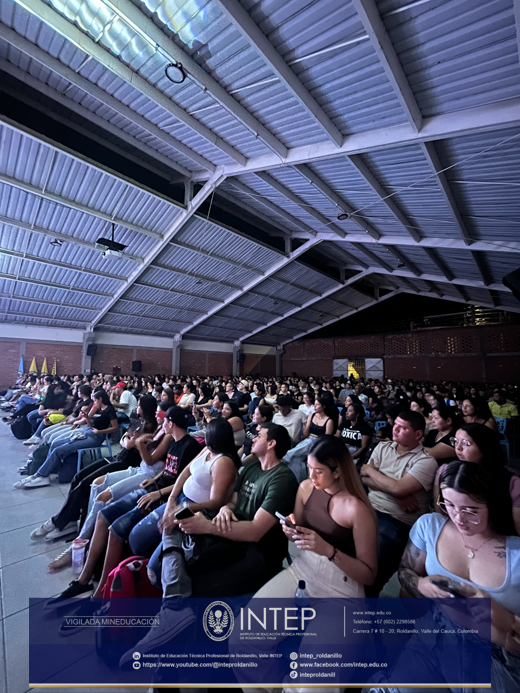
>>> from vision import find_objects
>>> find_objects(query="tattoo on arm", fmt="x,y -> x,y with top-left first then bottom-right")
494,544 -> 506,559
398,540 -> 427,598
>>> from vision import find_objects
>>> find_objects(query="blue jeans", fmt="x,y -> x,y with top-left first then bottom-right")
100,488 -> 151,542
16,395 -> 38,410
36,433 -> 104,477
26,409 -> 44,433
366,510 -> 411,598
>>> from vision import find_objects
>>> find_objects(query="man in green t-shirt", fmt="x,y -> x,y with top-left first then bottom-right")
164,422 -> 298,597
119,424 -> 298,665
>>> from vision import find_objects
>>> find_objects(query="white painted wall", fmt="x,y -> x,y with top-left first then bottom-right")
0,324 -> 84,343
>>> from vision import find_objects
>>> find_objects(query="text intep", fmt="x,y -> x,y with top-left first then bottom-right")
240,607 -> 316,631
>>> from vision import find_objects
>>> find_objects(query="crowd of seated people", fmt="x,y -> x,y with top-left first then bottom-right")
1,370 -> 519,690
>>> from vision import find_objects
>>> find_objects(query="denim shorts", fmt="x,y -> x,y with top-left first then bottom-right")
101,487 -> 162,542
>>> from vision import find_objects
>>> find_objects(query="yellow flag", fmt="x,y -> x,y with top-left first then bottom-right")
29,357 -> 37,373
41,357 -> 48,374
51,358 -> 57,376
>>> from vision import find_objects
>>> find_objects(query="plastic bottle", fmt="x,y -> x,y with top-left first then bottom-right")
295,579 -> 311,607
71,538 -> 89,576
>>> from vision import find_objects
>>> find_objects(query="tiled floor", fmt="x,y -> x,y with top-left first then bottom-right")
0,424 -> 141,693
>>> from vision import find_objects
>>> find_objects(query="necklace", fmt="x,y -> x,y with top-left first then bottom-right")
460,533 -> 493,559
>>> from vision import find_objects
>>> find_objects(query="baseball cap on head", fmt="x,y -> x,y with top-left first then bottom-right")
166,406 -> 191,428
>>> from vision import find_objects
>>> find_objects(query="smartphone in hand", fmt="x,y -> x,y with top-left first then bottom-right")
275,511 -> 296,529
175,506 -> 195,521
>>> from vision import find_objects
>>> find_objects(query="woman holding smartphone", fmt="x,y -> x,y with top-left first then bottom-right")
397,461 -> 520,692
254,435 -> 377,598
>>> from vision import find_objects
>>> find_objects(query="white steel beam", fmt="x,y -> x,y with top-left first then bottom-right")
168,238 -> 265,275
422,247 -> 454,281
216,189 -> 294,238
148,263 -> 242,291
216,0 -> 343,147
179,238 -> 321,336
15,0 -> 247,166
0,24 -> 214,173
0,272 -> 111,297
91,173 -> 226,329
0,171 -> 164,241
515,1 -> 520,71
347,155 -> 421,242
406,289 -> 520,315
280,291 -> 399,345
383,246 -> 421,276
0,293 -> 101,312
293,164 -> 380,240
330,235 -> 520,255
0,310 -> 90,324
102,0 -> 288,160
254,172 -> 345,238
0,214 -> 141,263
0,64 -> 191,180
193,98 -> 520,180
226,179 -> 316,237
351,244 -> 394,273
117,297 -> 208,315
240,271 -> 369,341
420,142 -> 473,245
134,280 -> 226,304
357,266 -> 510,293
0,246 -> 127,281
351,0 -> 422,131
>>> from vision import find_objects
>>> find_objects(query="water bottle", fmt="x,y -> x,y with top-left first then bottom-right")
295,579 -> 310,607
71,538 -> 89,576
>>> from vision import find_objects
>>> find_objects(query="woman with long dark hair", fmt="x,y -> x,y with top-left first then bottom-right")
433,422 -> 520,535
462,395 -> 497,431
254,435 -> 377,598
397,462 -> 520,692
336,401 -> 372,465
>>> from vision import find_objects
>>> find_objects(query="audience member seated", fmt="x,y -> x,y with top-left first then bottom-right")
336,401 -> 372,467
433,423 -> 520,535
254,435 -> 377,599
220,399 -> 245,448
489,389 -> 518,420
298,391 -> 315,422
110,381 -> 138,422
30,396 -> 158,558
233,379 -> 251,416
423,404 -> 459,464
273,394 -> 303,447
241,404 -> 274,458
23,381 -> 70,443
14,390 -> 118,489
462,395 -> 497,431
410,398 -> 432,435
359,410 -> 437,597
247,382 -> 266,419
397,462 -> 520,693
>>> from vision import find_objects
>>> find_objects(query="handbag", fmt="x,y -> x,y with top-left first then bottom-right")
182,533 -> 248,576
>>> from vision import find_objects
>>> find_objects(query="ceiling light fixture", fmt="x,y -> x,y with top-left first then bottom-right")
337,212 -> 350,221
49,238 -> 63,247
95,222 -> 127,258
397,261 -> 405,268
165,62 -> 187,84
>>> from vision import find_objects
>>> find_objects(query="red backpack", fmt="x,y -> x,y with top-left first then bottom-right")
101,556 -> 161,599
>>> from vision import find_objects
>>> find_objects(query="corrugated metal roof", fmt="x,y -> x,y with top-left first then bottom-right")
1,0 -> 519,344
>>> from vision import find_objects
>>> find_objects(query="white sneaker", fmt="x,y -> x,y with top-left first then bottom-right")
30,518 -> 56,540
19,474 -> 50,488
23,435 -> 40,445
13,474 -> 37,489
119,606 -> 196,668
44,522 -> 78,541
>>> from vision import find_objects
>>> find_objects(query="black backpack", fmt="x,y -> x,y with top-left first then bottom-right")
11,417 -> 33,440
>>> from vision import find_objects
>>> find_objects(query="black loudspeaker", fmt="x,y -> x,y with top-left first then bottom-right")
503,268 -> 520,302
238,353 -> 246,364
132,360 -> 142,372
86,344 -> 97,356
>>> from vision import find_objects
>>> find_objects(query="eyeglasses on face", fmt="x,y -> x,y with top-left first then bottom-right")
437,500 -> 481,525
449,437 -> 472,448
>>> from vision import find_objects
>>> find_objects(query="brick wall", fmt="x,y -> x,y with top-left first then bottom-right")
25,343 -> 83,378
243,353 -> 276,377
0,341 -> 21,389
180,350 -> 233,376
135,349 -> 172,375
282,324 -> 520,382
92,346 -> 134,375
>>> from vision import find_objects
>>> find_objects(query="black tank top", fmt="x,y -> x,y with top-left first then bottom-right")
300,487 -> 356,557
308,413 -> 330,437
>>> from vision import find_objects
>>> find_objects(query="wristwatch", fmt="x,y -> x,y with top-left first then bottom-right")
328,547 -> 340,564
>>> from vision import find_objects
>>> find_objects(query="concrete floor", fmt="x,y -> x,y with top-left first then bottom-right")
0,423 -> 140,693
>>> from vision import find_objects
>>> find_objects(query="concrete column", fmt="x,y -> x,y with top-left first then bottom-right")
276,345 -> 283,377
82,330 -> 95,374
172,335 -> 182,376
233,341 -> 242,377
